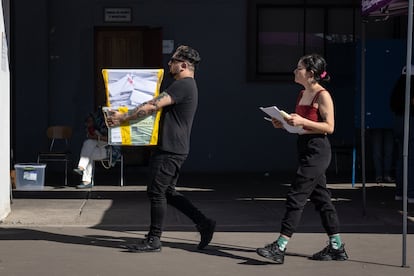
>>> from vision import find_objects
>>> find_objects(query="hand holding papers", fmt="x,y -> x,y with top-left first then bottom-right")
260,106 -> 304,134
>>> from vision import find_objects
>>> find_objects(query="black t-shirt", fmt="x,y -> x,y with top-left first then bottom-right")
158,77 -> 198,154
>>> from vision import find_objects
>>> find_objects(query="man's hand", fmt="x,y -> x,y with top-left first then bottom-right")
105,110 -> 125,127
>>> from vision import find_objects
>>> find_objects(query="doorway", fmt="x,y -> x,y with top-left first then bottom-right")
94,27 -> 162,171
94,26 -> 162,108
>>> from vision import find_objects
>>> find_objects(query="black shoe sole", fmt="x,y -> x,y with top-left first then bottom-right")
310,254 -> 348,261
125,244 -> 161,253
256,248 -> 284,264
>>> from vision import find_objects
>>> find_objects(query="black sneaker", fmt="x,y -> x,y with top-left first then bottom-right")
73,168 -> 84,176
126,236 -> 162,253
256,241 -> 285,264
196,218 -> 216,249
310,243 -> 348,261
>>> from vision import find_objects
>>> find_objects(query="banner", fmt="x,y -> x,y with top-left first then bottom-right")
102,69 -> 164,146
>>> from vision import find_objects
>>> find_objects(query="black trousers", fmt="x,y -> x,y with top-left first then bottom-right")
280,134 -> 340,237
147,149 -> 206,238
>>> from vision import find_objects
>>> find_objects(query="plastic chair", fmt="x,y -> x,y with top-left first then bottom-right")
37,125 -> 73,186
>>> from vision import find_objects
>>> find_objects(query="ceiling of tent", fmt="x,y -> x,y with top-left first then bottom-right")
362,0 -> 409,18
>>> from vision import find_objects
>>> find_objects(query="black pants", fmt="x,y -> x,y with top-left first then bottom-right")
147,149 -> 207,238
280,135 -> 340,237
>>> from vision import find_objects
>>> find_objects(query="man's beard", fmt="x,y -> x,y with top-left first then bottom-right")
169,66 -> 183,78
169,71 -> 177,78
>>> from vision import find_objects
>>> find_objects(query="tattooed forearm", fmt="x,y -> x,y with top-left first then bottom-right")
125,92 -> 168,120
136,109 -> 151,118
149,92 -> 169,109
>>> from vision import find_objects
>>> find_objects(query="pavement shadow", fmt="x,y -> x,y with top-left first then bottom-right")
0,227 -> 407,268
0,227 -> 268,265
88,174 -> 414,234
12,173 -> 414,234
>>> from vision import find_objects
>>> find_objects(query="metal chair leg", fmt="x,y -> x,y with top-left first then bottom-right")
64,160 -> 68,186
91,161 -> 95,186
120,155 -> 124,187
92,156 -> 124,186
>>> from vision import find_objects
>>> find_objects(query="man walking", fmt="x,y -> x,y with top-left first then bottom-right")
106,45 -> 216,252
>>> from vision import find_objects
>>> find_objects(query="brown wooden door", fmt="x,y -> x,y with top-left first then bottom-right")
94,27 -> 162,108
94,27 -> 162,167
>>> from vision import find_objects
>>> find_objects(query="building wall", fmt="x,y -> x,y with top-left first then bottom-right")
0,0 -> 10,220
10,0 -> 398,178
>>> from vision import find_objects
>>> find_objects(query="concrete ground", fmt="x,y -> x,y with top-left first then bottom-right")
1,172 -> 414,276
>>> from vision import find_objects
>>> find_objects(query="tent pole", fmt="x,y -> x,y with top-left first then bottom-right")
361,20 -> 367,217
401,0 -> 413,268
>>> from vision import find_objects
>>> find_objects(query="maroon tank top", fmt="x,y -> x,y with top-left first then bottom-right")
295,90 -> 324,126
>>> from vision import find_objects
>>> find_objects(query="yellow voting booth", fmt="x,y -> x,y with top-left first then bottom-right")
102,69 -> 164,146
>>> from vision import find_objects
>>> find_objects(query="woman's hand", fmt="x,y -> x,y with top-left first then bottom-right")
285,113 -> 304,127
271,118 -> 284,129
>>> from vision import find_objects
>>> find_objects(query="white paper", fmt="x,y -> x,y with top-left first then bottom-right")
260,106 -> 304,134
108,75 -> 134,97
130,90 -> 153,105
105,69 -> 162,109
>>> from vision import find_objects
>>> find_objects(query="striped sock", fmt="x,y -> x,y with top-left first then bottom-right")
329,234 -> 342,250
276,236 -> 289,251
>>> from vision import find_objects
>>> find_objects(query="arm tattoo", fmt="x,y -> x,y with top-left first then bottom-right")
128,92 -> 169,120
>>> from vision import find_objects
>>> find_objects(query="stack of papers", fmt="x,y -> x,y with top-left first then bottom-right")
102,69 -> 164,145
260,106 -> 304,134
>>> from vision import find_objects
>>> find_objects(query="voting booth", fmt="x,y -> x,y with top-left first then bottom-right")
102,69 -> 164,146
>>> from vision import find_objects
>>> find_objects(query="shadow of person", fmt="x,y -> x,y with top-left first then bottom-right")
0,228 -> 405,268
98,232 -> 313,266
0,227 -> 268,265
97,232 -> 274,265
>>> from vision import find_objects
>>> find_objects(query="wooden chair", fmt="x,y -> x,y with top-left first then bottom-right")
37,125 -> 73,186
